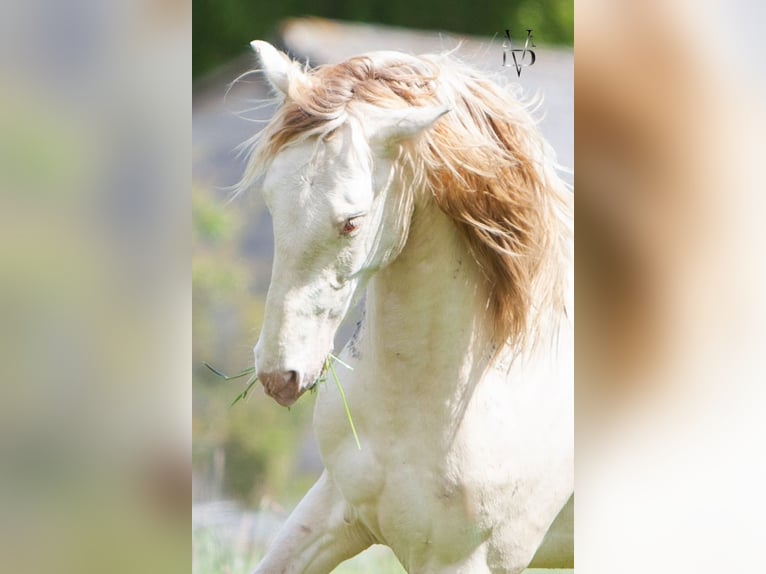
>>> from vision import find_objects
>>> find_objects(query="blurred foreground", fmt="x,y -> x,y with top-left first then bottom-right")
576,1 -> 766,572
0,0 -> 190,573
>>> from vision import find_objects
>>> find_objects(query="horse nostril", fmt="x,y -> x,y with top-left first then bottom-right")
257,370 -> 300,389
285,370 -> 299,386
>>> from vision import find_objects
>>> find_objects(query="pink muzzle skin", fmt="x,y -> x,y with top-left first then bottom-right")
258,370 -> 304,407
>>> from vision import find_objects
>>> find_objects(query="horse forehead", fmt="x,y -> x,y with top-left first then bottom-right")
261,144 -> 309,203
271,121 -> 364,168
264,128 -> 370,208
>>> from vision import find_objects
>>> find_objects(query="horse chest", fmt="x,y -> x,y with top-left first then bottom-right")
314,380 -> 508,559
331,434 -> 493,563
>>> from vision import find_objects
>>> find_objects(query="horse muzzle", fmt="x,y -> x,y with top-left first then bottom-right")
258,370 -> 306,407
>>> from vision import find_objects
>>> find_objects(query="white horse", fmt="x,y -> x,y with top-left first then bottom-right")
240,40 -> 573,574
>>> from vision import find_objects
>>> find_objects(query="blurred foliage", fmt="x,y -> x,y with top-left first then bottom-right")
193,528 -> 261,574
192,183 -> 318,508
193,0 -> 573,78
193,527 -> 407,574
0,92 -> 92,199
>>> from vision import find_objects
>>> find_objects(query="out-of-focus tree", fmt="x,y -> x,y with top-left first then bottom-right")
192,0 -> 573,78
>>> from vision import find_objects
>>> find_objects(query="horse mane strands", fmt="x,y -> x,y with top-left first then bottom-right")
402,57 -> 572,351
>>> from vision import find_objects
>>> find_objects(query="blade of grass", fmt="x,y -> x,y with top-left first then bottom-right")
327,358 -> 361,450
328,353 -> 354,371
230,373 -> 259,407
203,362 -> 255,380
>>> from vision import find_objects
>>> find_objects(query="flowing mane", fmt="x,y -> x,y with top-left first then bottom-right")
240,50 -> 572,350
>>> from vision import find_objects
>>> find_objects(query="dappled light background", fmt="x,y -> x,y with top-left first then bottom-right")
0,0 -> 190,573
576,0 -> 766,572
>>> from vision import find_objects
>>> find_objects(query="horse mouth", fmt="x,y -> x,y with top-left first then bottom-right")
263,382 -> 306,407
259,370 -> 306,407
259,368 -> 321,407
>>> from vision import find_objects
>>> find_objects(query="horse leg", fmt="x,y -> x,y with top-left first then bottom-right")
252,470 -> 374,574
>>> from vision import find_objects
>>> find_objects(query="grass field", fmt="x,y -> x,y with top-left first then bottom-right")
193,526 -> 406,574
193,524 -> 573,574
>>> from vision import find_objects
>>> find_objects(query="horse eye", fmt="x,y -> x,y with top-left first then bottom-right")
341,217 -> 360,236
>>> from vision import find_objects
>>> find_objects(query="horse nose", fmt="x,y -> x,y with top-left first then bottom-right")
257,370 -> 304,407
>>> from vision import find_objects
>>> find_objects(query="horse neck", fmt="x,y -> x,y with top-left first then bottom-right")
361,198 -> 495,398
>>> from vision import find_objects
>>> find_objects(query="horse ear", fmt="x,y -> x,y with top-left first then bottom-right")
364,104 -> 452,145
250,40 -> 294,95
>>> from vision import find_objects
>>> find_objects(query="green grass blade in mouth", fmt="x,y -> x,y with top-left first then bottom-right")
327,355 -> 361,450
203,361 -> 259,406
203,362 -> 255,380
230,373 -> 259,406
204,355 -> 358,438
328,354 -> 353,371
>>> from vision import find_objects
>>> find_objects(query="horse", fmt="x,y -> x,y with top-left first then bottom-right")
239,40 -> 573,574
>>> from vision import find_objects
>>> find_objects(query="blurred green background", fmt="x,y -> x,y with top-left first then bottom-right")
193,0 -> 573,78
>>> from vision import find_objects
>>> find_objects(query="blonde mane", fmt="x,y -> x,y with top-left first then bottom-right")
240,50 -> 572,350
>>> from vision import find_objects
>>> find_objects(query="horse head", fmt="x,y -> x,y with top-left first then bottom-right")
248,41 -> 449,406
